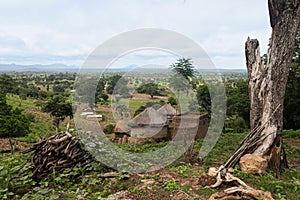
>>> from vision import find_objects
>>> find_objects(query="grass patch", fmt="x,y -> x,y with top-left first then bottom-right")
234,170 -> 300,200
6,94 -> 37,110
17,120 -> 56,143
194,132 -> 247,169
0,131 -> 299,199
119,141 -> 169,153
283,129 -> 300,138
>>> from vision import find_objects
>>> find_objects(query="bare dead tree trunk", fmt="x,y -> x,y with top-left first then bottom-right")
224,0 -> 300,177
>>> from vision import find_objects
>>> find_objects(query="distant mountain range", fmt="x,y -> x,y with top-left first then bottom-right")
0,63 -> 142,72
0,63 -> 247,74
0,63 -> 80,72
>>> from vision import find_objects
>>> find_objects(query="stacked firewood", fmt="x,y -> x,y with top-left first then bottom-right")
22,131 -> 94,179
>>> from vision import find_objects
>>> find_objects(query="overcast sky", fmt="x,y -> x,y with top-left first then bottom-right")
0,0 -> 271,69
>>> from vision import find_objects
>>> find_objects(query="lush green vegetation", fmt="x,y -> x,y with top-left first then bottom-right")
0,91 -> 30,139
136,82 -> 164,99
0,132 -> 299,199
0,54 -> 299,199
41,95 -> 73,130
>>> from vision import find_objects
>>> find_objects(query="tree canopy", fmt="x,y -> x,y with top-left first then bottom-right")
42,95 -> 73,130
283,26 -> 300,129
0,91 -> 31,138
136,83 -> 162,98
170,58 -> 196,80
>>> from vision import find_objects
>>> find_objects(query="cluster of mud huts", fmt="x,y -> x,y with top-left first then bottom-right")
113,104 -> 208,144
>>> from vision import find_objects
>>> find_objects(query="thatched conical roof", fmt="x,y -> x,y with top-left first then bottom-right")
114,120 -> 131,134
129,107 -> 166,127
157,103 -> 177,116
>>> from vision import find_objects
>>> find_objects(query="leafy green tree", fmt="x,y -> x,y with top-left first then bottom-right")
167,96 -> 177,106
196,84 -> 211,113
52,84 -> 65,93
283,27 -> 300,129
46,74 -> 55,82
19,92 -> 27,107
95,79 -> 109,105
226,79 -> 250,127
38,90 -> 48,100
0,74 -> 15,94
42,95 -> 73,130
169,58 -> 196,95
0,108 -> 31,138
104,124 -> 115,134
26,84 -> 39,98
0,92 -> 12,116
106,75 -> 129,97
170,58 -> 196,80
96,93 -> 109,105
136,83 -> 161,99
0,91 -> 31,153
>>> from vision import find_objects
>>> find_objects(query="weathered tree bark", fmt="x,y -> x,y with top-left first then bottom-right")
225,0 -> 300,177
208,1 -> 300,199
246,0 -> 300,176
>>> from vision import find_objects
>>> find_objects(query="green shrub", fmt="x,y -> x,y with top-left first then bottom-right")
163,180 -> 180,192
228,116 -> 248,133
104,124 -> 115,134
283,129 -> 300,138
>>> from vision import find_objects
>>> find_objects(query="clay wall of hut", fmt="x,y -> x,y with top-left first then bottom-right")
130,125 -> 168,141
168,112 -> 208,140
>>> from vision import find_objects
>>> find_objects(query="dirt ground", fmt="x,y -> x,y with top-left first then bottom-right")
24,107 -> 52,123
285,138 -> 300,148
0,138 -> 27,153
284,138 -> 300,170
131,93 -> 168,100
102,166 -> 215,200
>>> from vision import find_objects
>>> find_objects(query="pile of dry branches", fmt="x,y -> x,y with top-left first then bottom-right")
22,131 -> 94,179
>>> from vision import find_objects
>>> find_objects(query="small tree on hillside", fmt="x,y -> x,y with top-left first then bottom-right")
136,83 -> 161,99
170,58 -> 196,80
0,92 -> 31,153
42,95 -> 73,131
169,58 -> 196,95
106,75 -> 130,97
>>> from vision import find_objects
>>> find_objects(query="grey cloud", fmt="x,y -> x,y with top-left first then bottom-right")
0,0 -> 271,68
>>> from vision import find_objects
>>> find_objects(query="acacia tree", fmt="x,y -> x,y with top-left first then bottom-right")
169,58 -> 196,96
224,0 -> 300,177
170,58 -> 196,80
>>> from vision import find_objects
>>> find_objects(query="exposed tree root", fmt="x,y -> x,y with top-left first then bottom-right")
208,166 -> 274,200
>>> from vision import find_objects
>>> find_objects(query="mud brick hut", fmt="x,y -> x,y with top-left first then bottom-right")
168,112 -> 209,140
114,120 -> 131,144
128,107 -> 168,144
157,103 -> 177,123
